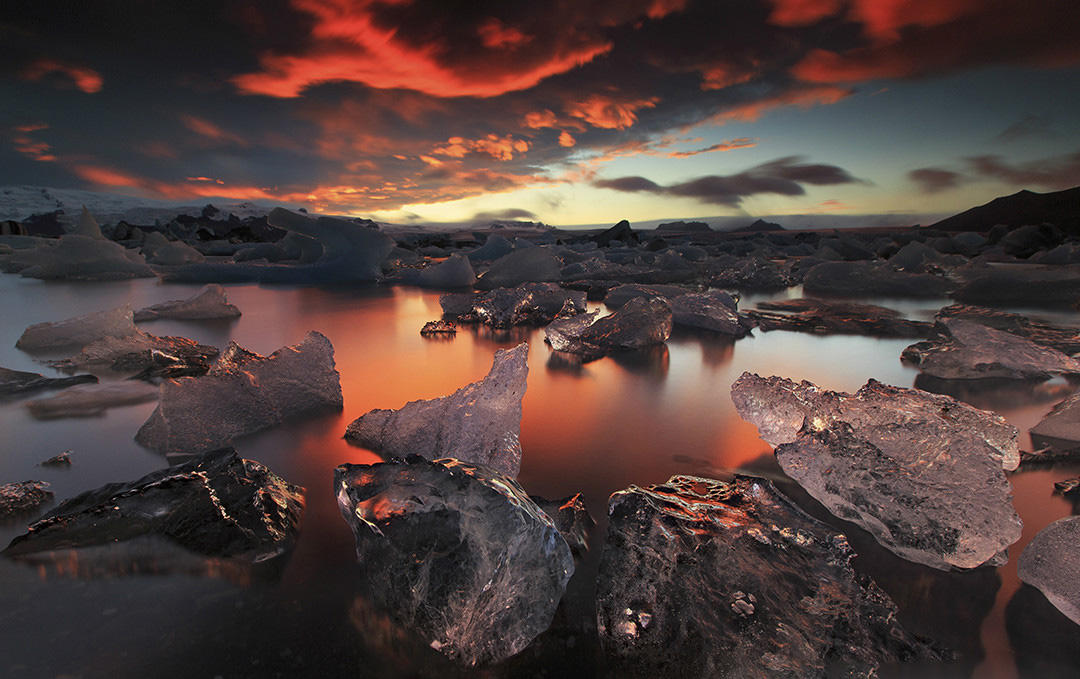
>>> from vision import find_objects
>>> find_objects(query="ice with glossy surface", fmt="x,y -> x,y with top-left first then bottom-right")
475,247 -> 562,290
334,456 -> 573,666
670,291 -> 751,336
596,474 -> 942,677
49,330 -> 220,380
732,373 -> 1023,570
135,332 -> 342,455
0,481 -> 53,518
345,343 -> 527,477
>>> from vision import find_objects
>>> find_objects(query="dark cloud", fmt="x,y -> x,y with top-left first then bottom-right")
594,156 -> 859,206
908,167 -> 962,193
967,150 -> 1080,191
472,207 -> 539,221
996,114 -> 1057,143
593,176 -> 662,192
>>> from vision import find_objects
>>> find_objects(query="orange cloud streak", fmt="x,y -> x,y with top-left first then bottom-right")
22,59 -> 103,93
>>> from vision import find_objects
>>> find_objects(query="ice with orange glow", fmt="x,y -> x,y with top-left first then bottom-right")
596,474 -> 943,677
333,455 -> 573,666
346,343 -> 527,477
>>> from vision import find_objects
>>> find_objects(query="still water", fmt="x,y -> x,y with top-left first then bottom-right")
0,274 -> 1077,678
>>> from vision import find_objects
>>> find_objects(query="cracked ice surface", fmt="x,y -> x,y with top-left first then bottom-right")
596,474 -> 942,677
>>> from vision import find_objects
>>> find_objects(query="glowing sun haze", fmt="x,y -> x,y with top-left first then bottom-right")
3,0 -> 1079,225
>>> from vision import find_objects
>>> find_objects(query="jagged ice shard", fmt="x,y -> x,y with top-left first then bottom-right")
136,332 -> 342,456
334,456 -> 573,666
596,475 -> 943,678
4,448 -> 304,563
732,373 -> 1023,570
345,343 -> 527,478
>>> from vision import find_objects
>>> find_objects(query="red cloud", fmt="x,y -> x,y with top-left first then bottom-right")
179,115 -> 248,146
558,131 -> 576,148
767,0 -> 842,27
566,94 -> 659,130
12,123 -> 56,162
22,59 -> 103,93
790,1 -> 1080,83
233,0 -> 615,98
700,64 -> 757,90
477,18 -> 532,49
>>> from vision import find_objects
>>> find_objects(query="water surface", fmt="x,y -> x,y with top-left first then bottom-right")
0,275 -> 1077,678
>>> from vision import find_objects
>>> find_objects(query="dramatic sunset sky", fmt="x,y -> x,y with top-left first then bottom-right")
2,0 -> 1079,225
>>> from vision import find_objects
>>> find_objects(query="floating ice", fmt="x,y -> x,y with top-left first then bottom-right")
4,448 -> 304,562
346,343 -> 527,477
541,296 -> 671,361
1018,516 -> 1080,625
334,456 -> 573,666
732,373 -> 1023,569
17,305 -> 138,352
597,474 -> 942,677
135,332 -> 341,455
0,481 -> 53,518
1,234 -> 154,280
902,318 -> 1080,381
0,366 -> 97,397
26,381 -> 159,419
475,247 -> 562,290
133,284 -> 241,322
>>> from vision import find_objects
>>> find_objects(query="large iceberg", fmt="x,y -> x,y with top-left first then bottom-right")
4,448 -> 304,562
732,373 -> 1023,570
136,332 -> 343,455
475,247 -> 562,290
0,234 -> 154,280
334,456 -> 573,666
346,343 -> 527,478
164,208 -> 394,284
596,474 -> 942,677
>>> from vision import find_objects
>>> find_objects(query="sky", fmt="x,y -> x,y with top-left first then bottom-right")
2,0 -> 1079,226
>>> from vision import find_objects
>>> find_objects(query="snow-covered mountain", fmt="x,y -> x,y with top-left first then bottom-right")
0,185 -> 281,224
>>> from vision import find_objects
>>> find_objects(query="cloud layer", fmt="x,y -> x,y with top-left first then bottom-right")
2,0 -> 1079,216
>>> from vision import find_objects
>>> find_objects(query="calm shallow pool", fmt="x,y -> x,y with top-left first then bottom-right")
0,273 -> 1077,678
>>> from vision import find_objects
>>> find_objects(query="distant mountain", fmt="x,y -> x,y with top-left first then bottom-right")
729,218 -> 784,233
0,185 -> 283,225
931,187 -> 1080,233
656,220 -> 712,232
